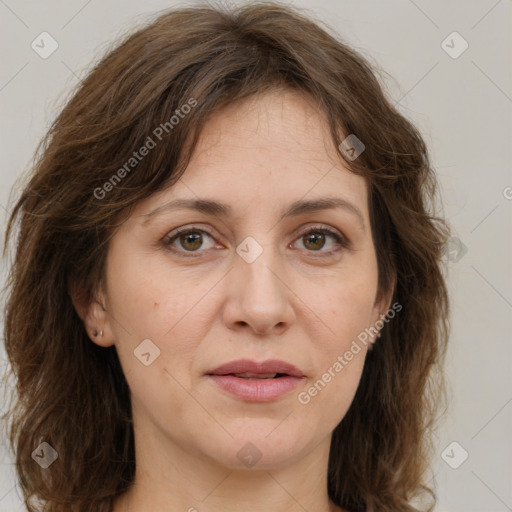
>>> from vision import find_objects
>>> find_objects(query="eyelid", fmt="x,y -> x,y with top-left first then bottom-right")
168,224 -> 215,237
292,224 -> 348,253
163,224 -> 216,248
294,223 -> 346,242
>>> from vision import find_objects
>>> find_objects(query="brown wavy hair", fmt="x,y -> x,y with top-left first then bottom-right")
2,2 -> 451,511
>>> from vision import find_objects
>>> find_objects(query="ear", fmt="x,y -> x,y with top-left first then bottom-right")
369,275 -> 397,342
68,279 -> 115,348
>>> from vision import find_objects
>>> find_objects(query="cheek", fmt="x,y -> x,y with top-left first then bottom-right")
307,266 -> 378,351
103,251 -> 198,386
297,349 -> 366,438
105,245 -> 204,336
105,251 -> 228,398
298,286 -> 373,430
300,265 -> 376,409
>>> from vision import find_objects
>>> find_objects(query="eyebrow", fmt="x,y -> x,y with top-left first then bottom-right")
142,196 -> 366,232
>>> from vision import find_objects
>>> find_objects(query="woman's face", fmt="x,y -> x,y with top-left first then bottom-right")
93,89 -> 389,470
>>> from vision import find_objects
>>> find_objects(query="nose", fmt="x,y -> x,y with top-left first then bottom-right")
222,242 -> 295,337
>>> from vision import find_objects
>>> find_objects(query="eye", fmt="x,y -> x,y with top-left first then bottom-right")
164,224 -> 347,258
292,225 -> 346,255
164,227 -> 217,256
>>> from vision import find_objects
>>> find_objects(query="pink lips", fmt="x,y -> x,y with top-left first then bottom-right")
206,359 -> 305,402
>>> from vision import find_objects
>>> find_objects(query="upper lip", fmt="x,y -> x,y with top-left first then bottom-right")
207,359 -> 305,378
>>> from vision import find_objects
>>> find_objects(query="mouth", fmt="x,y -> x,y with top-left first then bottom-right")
207,359 -> 305,378
206,359 -> 305,402
221,372 -> 289,380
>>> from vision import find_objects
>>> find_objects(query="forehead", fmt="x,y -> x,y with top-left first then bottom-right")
182,89 -> 366,199
132,89 -> 369,225
192,88 -> 341,165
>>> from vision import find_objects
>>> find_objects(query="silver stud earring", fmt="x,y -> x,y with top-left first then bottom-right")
93,330 -> 103,337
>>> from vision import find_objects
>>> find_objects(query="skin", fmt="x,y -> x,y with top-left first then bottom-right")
73,88 -> 392,512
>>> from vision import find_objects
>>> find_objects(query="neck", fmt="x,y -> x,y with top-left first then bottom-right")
113,419 -> 344,512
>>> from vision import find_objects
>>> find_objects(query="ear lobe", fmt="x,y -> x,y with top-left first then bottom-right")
68,279 -> 115,347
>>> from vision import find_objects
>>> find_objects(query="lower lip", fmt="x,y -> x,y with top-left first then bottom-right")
207,375 -> 304,402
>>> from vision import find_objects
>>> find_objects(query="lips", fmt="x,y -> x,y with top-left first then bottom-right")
206,359 -> 305,402
207,359 -> 305,378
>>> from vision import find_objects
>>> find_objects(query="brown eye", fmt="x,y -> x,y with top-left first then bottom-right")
302,232 -> 327,251
177,232 -> 203,251
165,228 -> 216,255
294,227 -> 346,255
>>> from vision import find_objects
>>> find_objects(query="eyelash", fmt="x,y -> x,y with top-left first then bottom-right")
163,225 -> 347,258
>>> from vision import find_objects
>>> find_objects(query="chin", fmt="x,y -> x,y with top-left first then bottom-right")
203,427 -> 311,470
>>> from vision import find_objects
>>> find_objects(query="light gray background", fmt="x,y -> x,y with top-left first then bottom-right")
0,1 -> 511,511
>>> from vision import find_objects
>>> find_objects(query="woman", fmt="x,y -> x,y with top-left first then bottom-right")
2,2 -> 450,511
